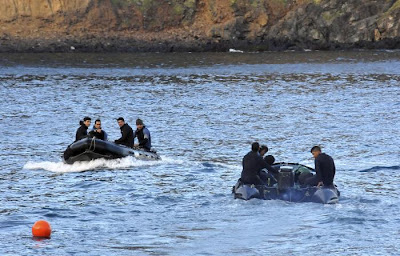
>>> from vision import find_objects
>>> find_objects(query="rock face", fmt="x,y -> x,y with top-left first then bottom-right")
0,0 -> 399,52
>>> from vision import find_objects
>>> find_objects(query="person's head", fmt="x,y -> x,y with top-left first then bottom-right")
82,117 -> 91,127
136,118 -> 144,130
94,119 -> 102,129
259,145 -> 268,156
251,142 -> 260,152
117,117 -> 125,127
311,145 -> 322,159
265,155 -> 275,165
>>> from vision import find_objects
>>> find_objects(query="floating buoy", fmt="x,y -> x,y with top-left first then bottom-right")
32,220 -> 51,238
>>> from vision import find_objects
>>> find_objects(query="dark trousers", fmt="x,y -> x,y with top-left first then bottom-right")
304,174 -> 319,186
260,171 -> 277,186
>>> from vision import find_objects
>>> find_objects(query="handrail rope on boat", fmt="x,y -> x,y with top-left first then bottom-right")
88,137 -> 96,151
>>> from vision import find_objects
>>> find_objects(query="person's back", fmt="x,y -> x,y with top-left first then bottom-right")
241,142 -> 267,185
315,153 -> 335,186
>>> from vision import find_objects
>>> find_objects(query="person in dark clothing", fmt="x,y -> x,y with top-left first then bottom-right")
259,145 -> 278,173
264,155 -> 275,165
114,117 -> 134,147
305,146 -> 336,187
75,117 -> 91,142
133,118 -> 152,151
241,142 -> 271,185
88,119 -> 108,140
259,145 -> 269,157
258,145 -> 279,185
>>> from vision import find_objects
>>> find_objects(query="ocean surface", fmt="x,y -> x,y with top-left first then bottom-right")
0,51 -> 399,255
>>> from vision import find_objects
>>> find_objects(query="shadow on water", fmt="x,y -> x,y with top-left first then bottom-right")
359,165 -> 400,172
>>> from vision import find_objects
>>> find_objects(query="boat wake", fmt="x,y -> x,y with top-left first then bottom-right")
23,156 -> 183,173
359,165 -> 400,172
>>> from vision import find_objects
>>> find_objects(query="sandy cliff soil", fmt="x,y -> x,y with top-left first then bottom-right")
0,0 -> 399,52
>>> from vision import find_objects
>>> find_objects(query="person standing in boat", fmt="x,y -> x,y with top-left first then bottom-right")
241,142 -> 271,185
114,117 -> 134,147
89,119 -> 108,140
75,116 -> 91,142
133,118 -> 152,151
305,146 -> 336,187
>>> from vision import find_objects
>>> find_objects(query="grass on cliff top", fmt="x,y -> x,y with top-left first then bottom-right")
110,0 -> 195,13
230,0 -> 290,8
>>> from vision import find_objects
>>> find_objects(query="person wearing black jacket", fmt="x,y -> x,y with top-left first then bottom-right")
114,117 -> 134,147
241,142 -> 271,185
258,145 -> 279,185
75,117 -> 91,142
305,146 -> 336,187
89,119 -> 108,140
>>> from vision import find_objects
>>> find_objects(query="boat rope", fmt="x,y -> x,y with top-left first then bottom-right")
88,137 -> 96,151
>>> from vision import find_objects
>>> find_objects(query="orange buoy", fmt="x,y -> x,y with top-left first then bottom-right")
32,220 -> 51,238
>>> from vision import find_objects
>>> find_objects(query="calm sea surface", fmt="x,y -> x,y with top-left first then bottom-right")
0,51 -> 399,255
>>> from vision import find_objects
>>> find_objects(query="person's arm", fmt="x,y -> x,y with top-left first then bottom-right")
315,158 -> 323,183
132,131 -> 137,145
88,130 -> 95,138
76,127 -> 87,141
265,163 -> 279,174
115,127 -> 128,143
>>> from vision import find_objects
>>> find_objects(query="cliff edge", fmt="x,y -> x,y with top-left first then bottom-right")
1,0 -> 399,52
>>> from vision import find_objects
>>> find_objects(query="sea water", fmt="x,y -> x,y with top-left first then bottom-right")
0,51 -> 399,255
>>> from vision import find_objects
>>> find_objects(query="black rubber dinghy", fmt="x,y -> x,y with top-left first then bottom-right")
232,162 -> 340,204
63,137 -> 161,164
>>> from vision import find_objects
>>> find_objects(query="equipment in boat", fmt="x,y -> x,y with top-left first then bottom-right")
63,137 -> 160,164
232,162 -> 340,204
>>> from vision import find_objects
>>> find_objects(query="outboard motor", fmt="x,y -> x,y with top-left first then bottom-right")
278,165 -> 294,190
233,180 -> 261,200
312,188 -> 339,204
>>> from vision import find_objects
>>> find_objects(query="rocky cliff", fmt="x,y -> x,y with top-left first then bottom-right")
0,0 -> 399,52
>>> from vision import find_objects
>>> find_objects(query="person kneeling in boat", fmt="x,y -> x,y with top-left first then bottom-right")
89,119 -> 108,140
114,117 -> 134,147
304,146 -> 336,188
241,142 -> 273,185
258,145 -> 279,185
75,116 -> 91,142
133,118 -> 152,151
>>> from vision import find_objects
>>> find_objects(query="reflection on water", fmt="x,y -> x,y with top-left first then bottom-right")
0,51 -> 399,255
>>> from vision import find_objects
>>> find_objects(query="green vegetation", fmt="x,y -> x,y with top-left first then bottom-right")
110,0 -> 197,15
322,10 -> 343,23
388,0 -> 400,12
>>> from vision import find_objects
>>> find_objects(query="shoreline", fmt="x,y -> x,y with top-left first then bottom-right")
1,37 -> 400,53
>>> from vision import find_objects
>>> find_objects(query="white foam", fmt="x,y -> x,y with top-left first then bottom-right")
23,156 -> 184,173
229,49 -> 244,53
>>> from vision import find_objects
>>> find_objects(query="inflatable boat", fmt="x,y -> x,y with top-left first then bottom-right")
63,137 -> 161,164
232,162 -> 340,204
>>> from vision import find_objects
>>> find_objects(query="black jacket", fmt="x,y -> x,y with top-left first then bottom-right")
75,124 -> 88,142
315,153 -> 336,186
263,158 -> 279,175
89,128 -> 106,140
241,151 -> 269,185
115,123 -> 134,147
